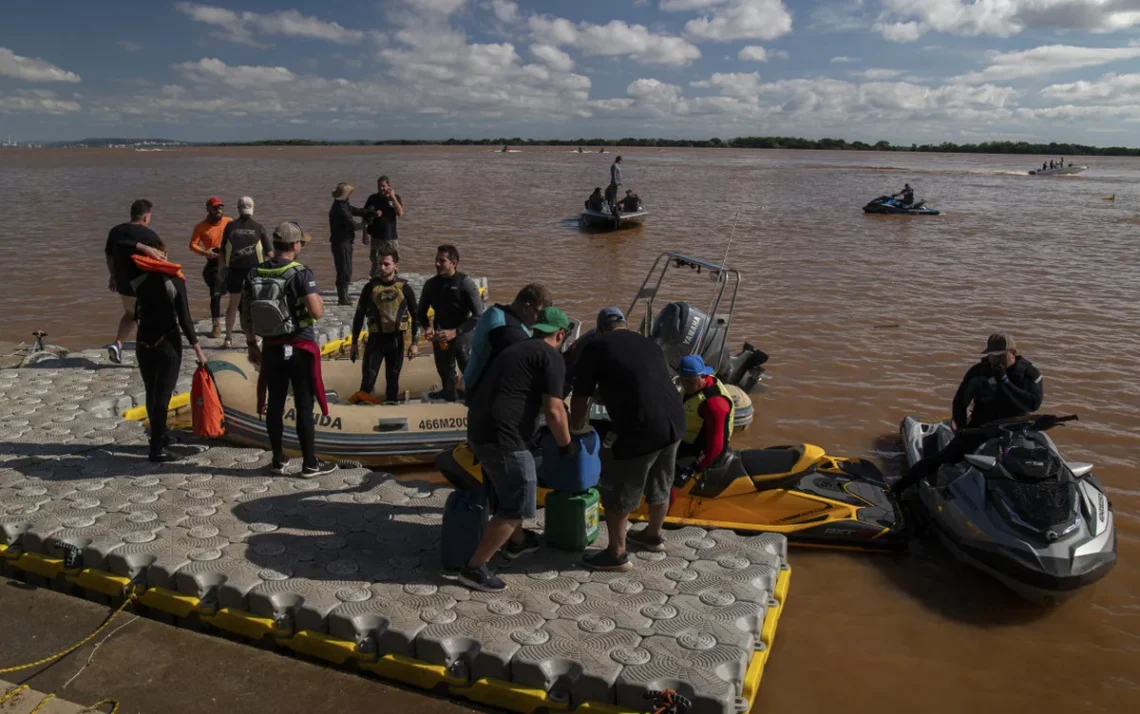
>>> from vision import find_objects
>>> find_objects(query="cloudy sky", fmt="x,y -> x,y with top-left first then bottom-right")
2,0 -> 1140,143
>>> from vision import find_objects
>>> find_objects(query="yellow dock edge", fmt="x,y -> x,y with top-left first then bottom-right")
3,555 -> 790,714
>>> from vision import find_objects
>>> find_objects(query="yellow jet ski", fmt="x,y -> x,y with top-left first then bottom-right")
437,440 -> 906,550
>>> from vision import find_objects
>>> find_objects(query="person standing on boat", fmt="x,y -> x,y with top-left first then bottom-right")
892,333 -> 1043,496
463,284 -> 552,403
363,175 -> 403,276
460,307 -> 574,592
241,221 -> 336,477
219,196 -> 272,348
418,244 -> 484,402
329,182 -> 367,306
569,313 -> 685,570
189,197 -> 232,339
104,198 -> 166,364
130,240 -> 206,462
349,250 -> 419,404
605,155 -> 623,207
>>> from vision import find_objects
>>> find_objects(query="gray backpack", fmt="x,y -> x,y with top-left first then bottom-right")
247,263 -> 303,337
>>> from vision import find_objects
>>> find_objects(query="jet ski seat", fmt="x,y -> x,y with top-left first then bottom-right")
740,447 -> 803,479
688,447 -> 807,499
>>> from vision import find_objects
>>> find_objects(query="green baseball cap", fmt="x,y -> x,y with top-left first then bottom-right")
532,306 -> 571,334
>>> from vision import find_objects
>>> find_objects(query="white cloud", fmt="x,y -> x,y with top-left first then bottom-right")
118,40 -> 142,53
852,68 -> 905,80
738,45 -> 769,61
175,3 -> 363,45
530,44 -> 574,72
683,0 -> 794,42
830,56 -> 860,64
0,48 -> 81,83
660,0 -> 726,9
176,58 -> 297,89
874,0 -> 1140,42
0,88 -> 80,113
1041,72 -> 1140,103
490,0 -> 518,23
529,16 -> 701,66
959,44 -> 1140,83
692,71 -> 762,100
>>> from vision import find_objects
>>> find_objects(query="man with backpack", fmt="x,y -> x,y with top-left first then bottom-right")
241,221 -> 336,477
348,249 -> 419,404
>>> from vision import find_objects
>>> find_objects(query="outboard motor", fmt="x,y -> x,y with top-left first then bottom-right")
652,301 -> 709,372
652,301 -> 768,391
722,343 -> 769,393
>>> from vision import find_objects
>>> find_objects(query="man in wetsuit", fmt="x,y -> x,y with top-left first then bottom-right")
349,250 -> 419,404
892,333 -> 1044,496
219,196 -> 271,347
675,355 -> 735,482
895,183 -> 914,206
104,198 -> 166,364
363,175 -> 404,277
417,244 -> 484,402
189,196 -> 232,338
463,283 -> 552,403
329,182 -> 367,306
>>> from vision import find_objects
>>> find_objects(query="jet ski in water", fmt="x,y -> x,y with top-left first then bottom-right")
863,195 -> 939,215
900,414 -> 1116,604
438,440 -> 906,549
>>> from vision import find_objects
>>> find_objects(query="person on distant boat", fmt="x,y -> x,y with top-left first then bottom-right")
619,190 -> 642,213
576,146 -> 583,153
586,187 -> 606,212
1059,157 -> 1065,168
1049,160 -> 1055,170
895,183 -> 914,206
1042,162 -> 1048,171
891,332 -> 1043,496
503,145 -> 510,152
606,155 -> 623,207
599,147 -> 605,153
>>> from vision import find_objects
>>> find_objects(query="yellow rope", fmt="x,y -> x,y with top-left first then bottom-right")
0,594 -> 135,675
1,684 -> 120,714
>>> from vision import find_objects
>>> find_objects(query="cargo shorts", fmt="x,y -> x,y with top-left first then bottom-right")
598,441 -> 680,514
471,442 -> 537,521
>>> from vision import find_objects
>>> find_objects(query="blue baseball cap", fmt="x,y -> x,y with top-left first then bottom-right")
677,355 -> 714,377
596,306 -> 626,331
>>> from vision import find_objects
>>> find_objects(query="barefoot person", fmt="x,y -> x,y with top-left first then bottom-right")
104,199 -> 166,363
188,196 -> 232,338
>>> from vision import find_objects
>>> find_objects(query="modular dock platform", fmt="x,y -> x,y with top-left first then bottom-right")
0,286 -> 790,714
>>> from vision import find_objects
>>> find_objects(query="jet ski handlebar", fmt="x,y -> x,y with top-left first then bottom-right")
959,414 -> 1078,438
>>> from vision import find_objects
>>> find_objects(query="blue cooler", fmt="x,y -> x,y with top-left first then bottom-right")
540,430 -> 601,493
441,488 -> 486,571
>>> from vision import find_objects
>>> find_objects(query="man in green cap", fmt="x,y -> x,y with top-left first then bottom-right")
460,306 -> 575,592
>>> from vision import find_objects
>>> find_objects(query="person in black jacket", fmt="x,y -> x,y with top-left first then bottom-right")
417,244 -> 484,401
892,333 -> 1044,495
362,175 -> 404,277
329,182 -> 367,305
130,242 -> 207,462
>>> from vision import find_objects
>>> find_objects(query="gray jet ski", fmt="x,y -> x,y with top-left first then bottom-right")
900,414 -> 1116,604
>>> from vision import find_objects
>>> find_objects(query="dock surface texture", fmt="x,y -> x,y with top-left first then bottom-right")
0,278 -> 790,714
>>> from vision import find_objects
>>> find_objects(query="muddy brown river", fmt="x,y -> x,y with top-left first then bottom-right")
0,146 -> 1136,712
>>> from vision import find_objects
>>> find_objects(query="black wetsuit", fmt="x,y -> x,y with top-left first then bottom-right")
329,199 -> 366,297
132,270 -> 198,457
417,271 -> 484,401
352,278 -> 419,401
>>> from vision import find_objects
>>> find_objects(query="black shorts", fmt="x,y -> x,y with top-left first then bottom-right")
224,266 -> 251,294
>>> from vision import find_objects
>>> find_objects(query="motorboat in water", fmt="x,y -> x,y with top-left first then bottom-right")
863,195 -> 939,215
900,414 -> 1116,604
580,206 -> 648,231
1028,165 -> 1086,176
440,440 -> 905,549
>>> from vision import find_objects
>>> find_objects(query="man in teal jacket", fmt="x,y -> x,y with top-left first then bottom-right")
462,283 -> 551,402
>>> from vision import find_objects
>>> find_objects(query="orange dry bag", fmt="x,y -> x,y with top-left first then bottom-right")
191,365 -> 225,438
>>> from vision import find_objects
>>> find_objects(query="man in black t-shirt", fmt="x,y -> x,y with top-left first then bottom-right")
570,314 -> 685,572
363,175 -> 404,276
460,307 -> 574,593
104,198 -> 166,364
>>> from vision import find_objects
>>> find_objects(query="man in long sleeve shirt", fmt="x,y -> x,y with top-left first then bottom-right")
189,196 -> 232,337
329,182 -> 367,305
893,333 -> 1044,495
676,355 -> 735,475
417,244 -> 484,401
605,155 -> 623,207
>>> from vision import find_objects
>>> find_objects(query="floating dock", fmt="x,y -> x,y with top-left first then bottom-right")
0,280 -> 790,714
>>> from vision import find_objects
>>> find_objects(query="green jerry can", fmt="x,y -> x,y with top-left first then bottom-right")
544,488 -> 601,552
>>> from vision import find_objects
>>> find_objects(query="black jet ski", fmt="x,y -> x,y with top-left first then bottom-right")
900,414 -> 1116,604
863,195 -> 939,215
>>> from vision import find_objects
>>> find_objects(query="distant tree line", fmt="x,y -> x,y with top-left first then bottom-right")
213,136 -> 1140,156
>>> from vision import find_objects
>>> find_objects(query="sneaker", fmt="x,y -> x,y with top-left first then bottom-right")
503,530 -> 540,560
107,342 -> 122,364
458,564 -> 507,592
626,528 -> 665,553
269,458 -> 288,475
148,450 -> 178,464
583,549 -> 632,572
301,460 -> 338,477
